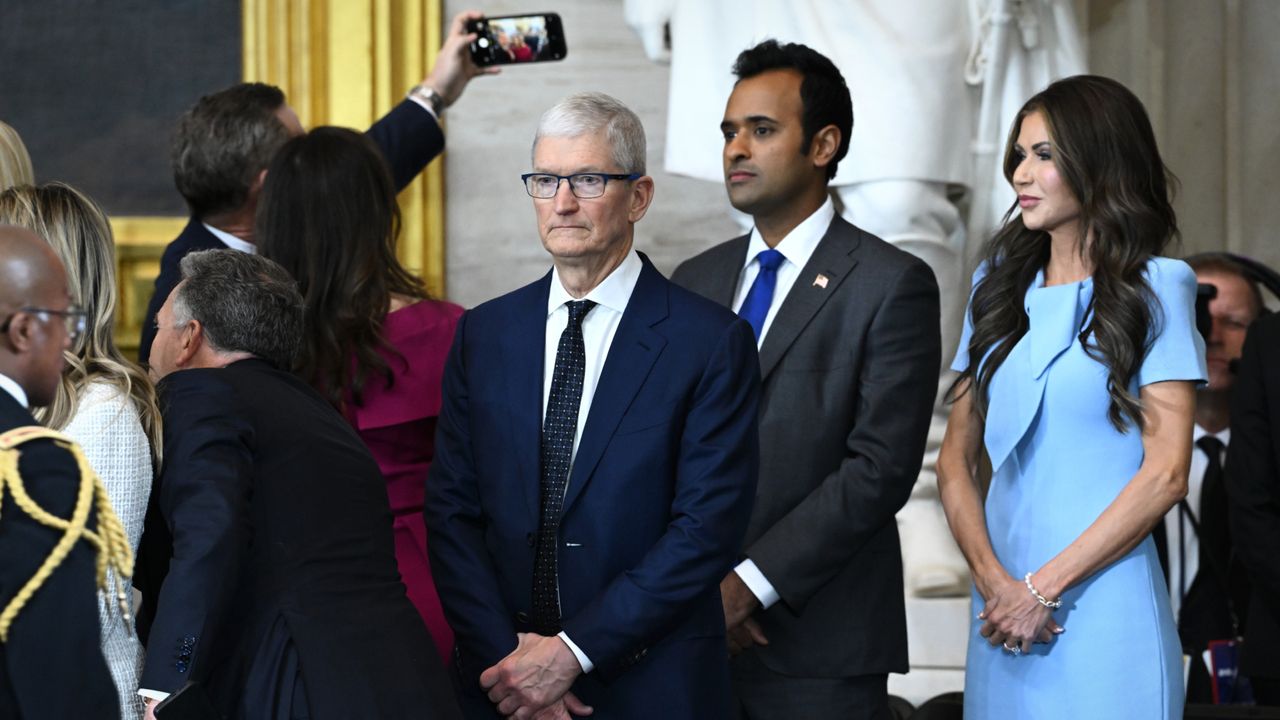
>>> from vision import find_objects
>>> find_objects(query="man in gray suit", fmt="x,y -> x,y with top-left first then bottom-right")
672,40 -> 941,718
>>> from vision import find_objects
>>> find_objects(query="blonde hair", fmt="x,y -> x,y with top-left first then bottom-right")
0,183 -> 162,466
0,122 -> 34,191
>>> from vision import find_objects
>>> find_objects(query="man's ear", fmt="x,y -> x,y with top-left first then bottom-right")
810,124 -> 842,172
3,312 -> 36,352
247,168 -> 269,204
174,320 -> 204,369
628,175 -> 656,223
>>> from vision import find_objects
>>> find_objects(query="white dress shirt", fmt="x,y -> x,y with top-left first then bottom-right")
729,198 -> 834,609
202,223 -> 256,254
0,372 -> 28,408
1163,423 -> 1228,621
541,248 -> 642,673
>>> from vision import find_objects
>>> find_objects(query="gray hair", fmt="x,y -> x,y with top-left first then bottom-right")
173,249 -> 303,368
531,92 -> 647,174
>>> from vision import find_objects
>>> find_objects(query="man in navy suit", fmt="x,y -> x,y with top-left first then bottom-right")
138,10 -> 492,364
426,92 -> 761,719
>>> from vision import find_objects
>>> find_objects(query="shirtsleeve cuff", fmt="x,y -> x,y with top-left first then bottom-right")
139,688 -> 170,702
558,631 -> 594,674
406,93 -> 440,121
735,559 -> 780,609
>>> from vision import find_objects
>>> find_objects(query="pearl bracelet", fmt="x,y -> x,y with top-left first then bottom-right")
1024,572 -> 1062,609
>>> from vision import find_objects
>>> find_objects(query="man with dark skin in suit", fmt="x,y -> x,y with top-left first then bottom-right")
0,225 -> 117,719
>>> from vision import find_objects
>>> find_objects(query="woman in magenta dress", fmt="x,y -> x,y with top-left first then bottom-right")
257,127 -> 461,663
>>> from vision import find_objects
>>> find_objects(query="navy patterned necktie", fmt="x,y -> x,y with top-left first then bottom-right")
531,299 -> 597,634
738,248 -> 786,340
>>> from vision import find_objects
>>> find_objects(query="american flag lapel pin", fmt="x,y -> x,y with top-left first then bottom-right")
813,273 -> 829,289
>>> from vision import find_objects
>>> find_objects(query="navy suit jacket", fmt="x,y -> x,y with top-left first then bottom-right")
138,100 -> 445,363
425,254 -> 761,718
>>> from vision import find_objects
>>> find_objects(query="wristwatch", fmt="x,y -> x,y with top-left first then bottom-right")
407,84 -> 445,116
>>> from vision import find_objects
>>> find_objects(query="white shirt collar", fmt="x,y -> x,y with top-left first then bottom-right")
0,372 -> 29,409
741,196 -> 835,272
202,223 -> 257,254
547,248 -> 643,317
1192,423 -> 1230,447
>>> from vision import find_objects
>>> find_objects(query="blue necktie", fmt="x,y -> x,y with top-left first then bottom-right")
531,299 -> 596,634
738,248 -> 785,340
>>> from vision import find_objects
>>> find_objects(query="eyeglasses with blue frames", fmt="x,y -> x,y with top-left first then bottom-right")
521,172 -> 642,199
0,305 -> 89,340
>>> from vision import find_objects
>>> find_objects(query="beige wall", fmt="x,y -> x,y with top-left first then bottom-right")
442,0 -> 1280,308
1086,0 -> 1279,268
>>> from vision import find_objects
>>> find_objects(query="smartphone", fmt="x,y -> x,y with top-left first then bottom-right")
468,13 -> 567,66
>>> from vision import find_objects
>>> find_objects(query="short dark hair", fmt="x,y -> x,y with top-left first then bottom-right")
173,249 -> 303,368
732,40 -> 853,181
171,82 -> 290,219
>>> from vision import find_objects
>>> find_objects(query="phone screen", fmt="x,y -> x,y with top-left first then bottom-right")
469,13 -> 567,66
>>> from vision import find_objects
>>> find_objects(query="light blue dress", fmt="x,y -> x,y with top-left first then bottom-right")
953,256 -> 1207,718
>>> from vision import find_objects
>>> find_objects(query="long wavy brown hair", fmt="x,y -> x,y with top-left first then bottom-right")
955,75 -> 1179,432
256,127 -> 426,408
0,183 -> 163,464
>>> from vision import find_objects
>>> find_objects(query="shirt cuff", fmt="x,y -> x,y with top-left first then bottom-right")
735,559 -> 780,609
558,631 -> 594,674
406,92 -> 440,121
138,688 -> 170,702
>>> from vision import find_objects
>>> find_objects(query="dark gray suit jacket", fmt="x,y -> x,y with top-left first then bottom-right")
672,213 -> 940,678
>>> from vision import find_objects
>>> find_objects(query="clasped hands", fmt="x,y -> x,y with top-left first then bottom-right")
480,633 -> 593,719
976,572 -> 1065,655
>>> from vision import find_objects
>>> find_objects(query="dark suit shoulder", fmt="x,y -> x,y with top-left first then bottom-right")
672,235 -> 749,281
159,219 -> 224,266
158,365 -> 239,403
461,272 -> 550,328
664,274 -> 745,331
1250,311 -> 1280,346
826,216 -> 930,276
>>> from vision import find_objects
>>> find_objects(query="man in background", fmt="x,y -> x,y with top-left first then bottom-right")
138,250 -> 457,719
1158,253 -> 1262,702
138,10 -> 491,363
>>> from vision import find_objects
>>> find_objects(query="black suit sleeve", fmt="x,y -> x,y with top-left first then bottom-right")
749,259 -> 940,612
1227,315 -> 1280,627
364,100 -> 446,192
139,373 -> 255,693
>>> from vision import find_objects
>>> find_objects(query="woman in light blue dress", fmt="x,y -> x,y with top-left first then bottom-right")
938,75 -> 1207,718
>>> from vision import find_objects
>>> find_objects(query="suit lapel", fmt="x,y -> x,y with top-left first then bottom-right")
561,258 -> 668,514
757,218 -> 861,381
504,273 -> 551,520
